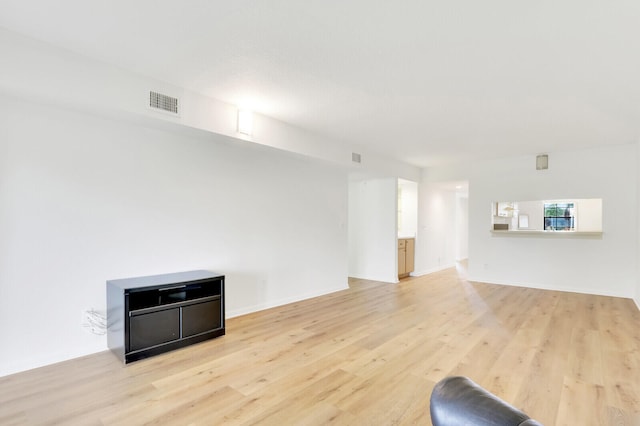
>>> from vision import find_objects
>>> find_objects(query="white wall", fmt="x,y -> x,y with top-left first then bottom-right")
577,199 -> 603,232
414,184 -> 458,275
0,96 -> 349,376
637,141 -> 640,310
348,178 -> 398,282
456,194 -> 469,260
0,26 -> 427,376
0,27 -> 420,183
423,144 -> 638,298
398,179 -> 418,238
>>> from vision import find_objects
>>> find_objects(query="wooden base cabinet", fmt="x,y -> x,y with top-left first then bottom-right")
107,270 -> 225,363
398,238 -> 415,278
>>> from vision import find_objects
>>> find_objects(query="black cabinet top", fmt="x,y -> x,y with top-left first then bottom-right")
107,270 -> 223,291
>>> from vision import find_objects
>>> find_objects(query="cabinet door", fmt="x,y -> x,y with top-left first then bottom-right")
398,247 -> 406,276
182,300 -> 221,337
129,309 -> 180,351
405,239 -> 415,273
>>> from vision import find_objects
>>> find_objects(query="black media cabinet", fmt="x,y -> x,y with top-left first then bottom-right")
107,270 -> 225,363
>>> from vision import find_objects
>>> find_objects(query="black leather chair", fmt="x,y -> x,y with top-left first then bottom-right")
430,376 -> 543,426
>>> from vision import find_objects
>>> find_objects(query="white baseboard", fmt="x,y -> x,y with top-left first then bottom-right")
225,284 -> 349,318
467,276 -> 631,299
411,263 -> 456,277
1,343 -> 107,378
348,272 -> 399,284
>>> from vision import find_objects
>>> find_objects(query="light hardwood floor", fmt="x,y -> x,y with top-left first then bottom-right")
1,265 -> 639,425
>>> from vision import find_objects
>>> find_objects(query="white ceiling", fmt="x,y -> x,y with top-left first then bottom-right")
1,1 -> 639,167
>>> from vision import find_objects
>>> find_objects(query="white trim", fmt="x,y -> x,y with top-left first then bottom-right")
348,272 -> 399,284
411,263 -> 456,277
1,342 -> 105,378
468,276 -> 632,299
490,230 -> 603,237
226,284 -> 349,318
634,296 -> 640,312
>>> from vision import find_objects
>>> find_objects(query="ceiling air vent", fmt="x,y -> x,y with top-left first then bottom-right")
536,154 -> 549,170
352,152 -> 362,164
149,91 -> 179,115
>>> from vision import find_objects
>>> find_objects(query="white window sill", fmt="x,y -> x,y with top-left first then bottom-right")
490,230 -> 603,237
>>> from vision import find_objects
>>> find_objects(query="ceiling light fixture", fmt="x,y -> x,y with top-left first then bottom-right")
237,109 -> 253,136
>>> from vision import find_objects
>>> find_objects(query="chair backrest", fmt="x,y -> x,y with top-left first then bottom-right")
430,376 -> 544,426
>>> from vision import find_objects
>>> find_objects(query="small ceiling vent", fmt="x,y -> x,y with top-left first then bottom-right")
536,154 -> 549,170
352,152 -> 362,164
149,91 -> 179,115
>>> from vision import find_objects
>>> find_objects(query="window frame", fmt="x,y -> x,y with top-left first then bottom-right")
543,202 -> 575,231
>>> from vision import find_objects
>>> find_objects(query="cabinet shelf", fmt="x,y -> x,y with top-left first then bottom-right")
129,295 -> 221,316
